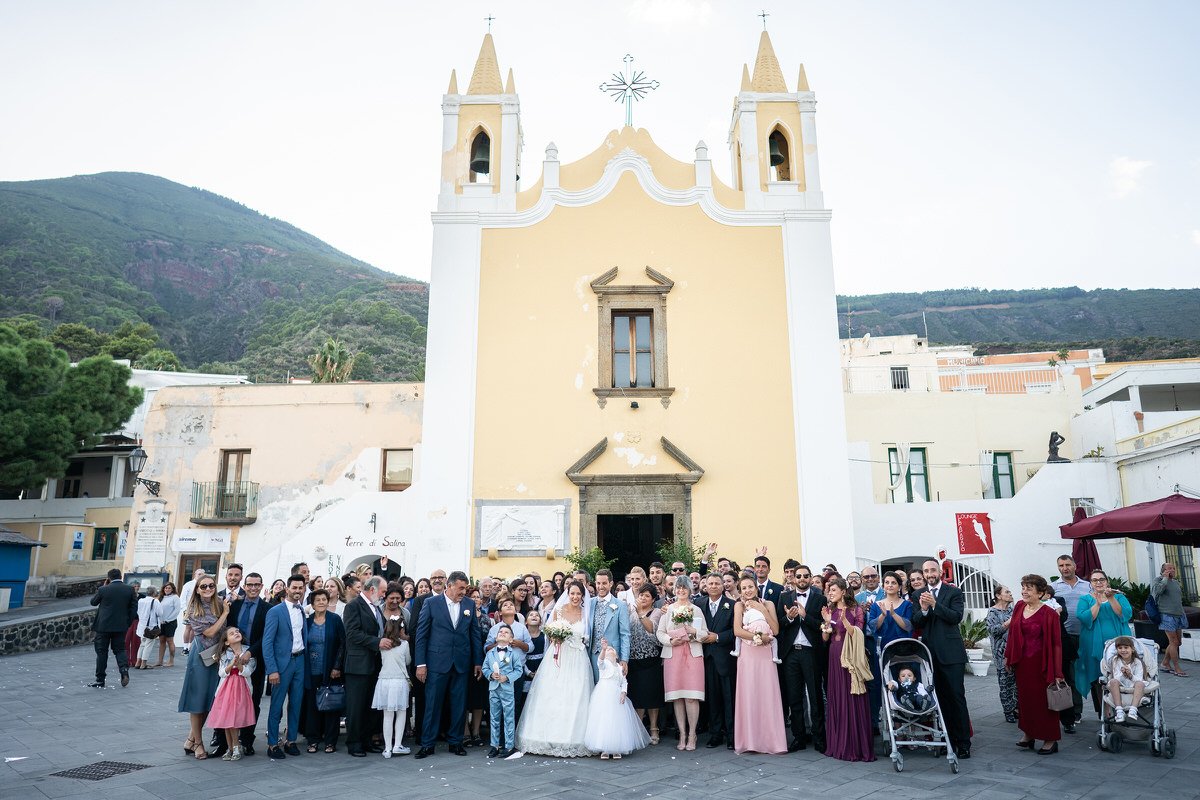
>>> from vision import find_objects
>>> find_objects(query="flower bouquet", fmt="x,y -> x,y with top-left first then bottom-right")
543,619 -> 574,665
669,606 -> 694,642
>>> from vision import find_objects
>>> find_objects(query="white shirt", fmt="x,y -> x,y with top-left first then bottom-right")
178,579 -> 198,620
446,594 -> 461,628
287,602 -> 304,653
795,591 -> 812,647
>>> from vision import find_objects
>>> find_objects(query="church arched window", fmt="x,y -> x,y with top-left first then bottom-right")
469,129 -> 491,183
767,127 -> 791,182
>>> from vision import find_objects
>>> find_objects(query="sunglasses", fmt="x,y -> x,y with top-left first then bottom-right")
198,584 -> 216,590
671,568 -> 686,573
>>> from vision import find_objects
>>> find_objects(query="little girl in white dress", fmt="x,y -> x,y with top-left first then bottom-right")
731,606 -> 781,663
583,643 -> 650,758
371,616 -> 411,757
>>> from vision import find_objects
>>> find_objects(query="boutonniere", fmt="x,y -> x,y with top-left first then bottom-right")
609,603 -> 617,611
722,603 -> 730,610
464,609 -> 472,616
767,589 -> 774,596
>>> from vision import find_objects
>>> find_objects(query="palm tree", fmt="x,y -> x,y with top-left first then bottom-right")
309,337 -> 354,383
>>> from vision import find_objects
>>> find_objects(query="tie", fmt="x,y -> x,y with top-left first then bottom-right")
239,601 -> 253,634
709,600 -> 718,616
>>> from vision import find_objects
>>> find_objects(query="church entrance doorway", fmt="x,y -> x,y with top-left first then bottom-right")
597,514 -> 673,578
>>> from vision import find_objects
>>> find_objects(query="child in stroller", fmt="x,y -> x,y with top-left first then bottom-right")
1106,635 -> 1147,723
886,666 -> 933,713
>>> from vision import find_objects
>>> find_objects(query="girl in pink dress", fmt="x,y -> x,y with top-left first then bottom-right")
206,627 -> 257,761
732,577 -> 787,754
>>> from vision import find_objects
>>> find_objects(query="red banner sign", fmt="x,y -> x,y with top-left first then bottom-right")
956,513 -> 993,555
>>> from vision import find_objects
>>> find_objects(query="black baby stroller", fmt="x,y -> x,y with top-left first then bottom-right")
879,638 -> 958,773
1096,636 -> 1177,758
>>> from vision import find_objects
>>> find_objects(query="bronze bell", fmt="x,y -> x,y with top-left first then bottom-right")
768,135 -> 785,167
470,134 -> 490,175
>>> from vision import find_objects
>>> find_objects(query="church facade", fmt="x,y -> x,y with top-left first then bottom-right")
419,32 -> 855,577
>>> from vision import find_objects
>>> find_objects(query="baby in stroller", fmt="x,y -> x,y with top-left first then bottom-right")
1106,635 -> 1147,723
887,666 -> 933,713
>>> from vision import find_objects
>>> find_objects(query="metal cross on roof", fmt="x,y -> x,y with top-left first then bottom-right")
758,10 -> 769,29
484,14 -> 495,32
599,54 -> 659,128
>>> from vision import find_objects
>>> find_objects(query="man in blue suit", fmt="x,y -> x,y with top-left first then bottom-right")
413,570 -> 483,758
588,569 -> 630,682
262,574 -> 307,760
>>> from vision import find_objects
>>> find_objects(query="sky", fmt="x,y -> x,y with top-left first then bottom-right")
2,0 -> 1197,295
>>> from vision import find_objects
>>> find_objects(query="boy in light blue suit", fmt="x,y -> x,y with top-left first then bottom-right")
484,625 -> 526,757
589,569 -> 630,683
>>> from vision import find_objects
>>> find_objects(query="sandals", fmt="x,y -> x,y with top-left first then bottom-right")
183,736 -> 197,754
307,742 -> 320,753
649,727 -> 660,745
1175,670 -> 1190,677
193,745 -> 208,760
685,733 -> 697,751
325,744 -> 336,754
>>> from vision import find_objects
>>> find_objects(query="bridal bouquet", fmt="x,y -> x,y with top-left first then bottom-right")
543,619 -> 574,665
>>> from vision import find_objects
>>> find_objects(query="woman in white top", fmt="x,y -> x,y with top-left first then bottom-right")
134,586 -> 162,670
155,582 -> 181,667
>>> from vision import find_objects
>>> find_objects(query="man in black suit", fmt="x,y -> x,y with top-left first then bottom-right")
226,572 -> 269,756
777,563 -> 827,752
698,573 -> 737,749
344,576 -> 389,757
409,568 -> 447,740
370,555 -> 402,584
414,570 -> 483,758
911,558 -> 971,759
89,568 -> 138,688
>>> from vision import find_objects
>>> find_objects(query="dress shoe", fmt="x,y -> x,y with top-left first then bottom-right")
120,671 -> 130,687
706,736 -> 724,748
726,741 -> 735,750
268,746 -> 286,760
955,746 -> 971,759
487,746 -> 500,758
1063,723 -> 1076,734
1016,739 -> 1035,749
502,748 -> 518,758
243,745 -> 256,756
1037,742 -> 1058,755
88,681 -> 105,688
787,740 -> 806,752
348,748 -> 366,758
366,742 -> 385,753
1004,713 -> 1017,723
814,742 -> 826,754
451,744 -> 468,755
414,746 -> 434,759
284,742 -> 301,756
210,743 -> 228,759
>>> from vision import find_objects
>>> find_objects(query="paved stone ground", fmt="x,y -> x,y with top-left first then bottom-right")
1,645 -> 1197,799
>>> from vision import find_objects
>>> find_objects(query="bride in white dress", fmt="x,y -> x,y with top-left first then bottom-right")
516,581 -> 595,757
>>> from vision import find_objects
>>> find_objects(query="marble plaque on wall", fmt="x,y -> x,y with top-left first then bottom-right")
475,500 -> 570,557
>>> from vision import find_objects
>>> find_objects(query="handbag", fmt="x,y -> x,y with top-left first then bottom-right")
143,626 -> 161,640
199,642 -> 221,667
316,684 -> 346,712
1046,682 -> 1073,711
1144,592 -> 1162,625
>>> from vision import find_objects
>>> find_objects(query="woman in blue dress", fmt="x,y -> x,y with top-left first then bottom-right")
1076,569 -> 1132,712
867,571 -> 913,653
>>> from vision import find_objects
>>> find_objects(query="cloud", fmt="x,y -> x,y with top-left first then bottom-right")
628,0 -> 713,28
1108,156 -> 1152,198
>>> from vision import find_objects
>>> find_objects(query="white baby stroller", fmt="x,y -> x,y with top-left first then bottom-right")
1096,636 -> 1177,758
879,638 -> 958,773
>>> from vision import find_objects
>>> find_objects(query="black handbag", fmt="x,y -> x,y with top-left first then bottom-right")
143,626 -> 161,640
315,684 -> 346,712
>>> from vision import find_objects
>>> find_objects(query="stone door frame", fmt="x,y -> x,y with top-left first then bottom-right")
566,437 -> 704,552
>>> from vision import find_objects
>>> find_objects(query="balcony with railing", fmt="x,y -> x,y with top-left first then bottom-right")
190,481 -> 260,525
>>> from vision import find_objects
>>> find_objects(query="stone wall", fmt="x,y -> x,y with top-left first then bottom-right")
0,608 -> 97,657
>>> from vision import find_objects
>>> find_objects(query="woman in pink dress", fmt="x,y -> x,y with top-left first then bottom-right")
655,576 -> 708,751
732,576 -> 787,754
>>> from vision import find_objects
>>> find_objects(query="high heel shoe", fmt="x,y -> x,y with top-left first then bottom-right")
649,727 -> 660,745
685,734 -> 697,751
1015,738 -> 1035,749
184,736 -> 197,754
1037,742 -> 1058,755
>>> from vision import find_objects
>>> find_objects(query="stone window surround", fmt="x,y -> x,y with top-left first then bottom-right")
591,266 -> 675,408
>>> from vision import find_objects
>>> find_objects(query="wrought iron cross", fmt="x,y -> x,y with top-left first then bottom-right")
758,10 -> 769,29
484,14 -> 495,32
599,54 -> 659,128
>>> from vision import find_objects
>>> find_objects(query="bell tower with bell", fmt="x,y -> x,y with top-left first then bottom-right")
728,29 -> 821,211
438,32 -> 523,212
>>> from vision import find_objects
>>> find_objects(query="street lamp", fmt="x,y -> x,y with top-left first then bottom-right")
127,447 -> 161,497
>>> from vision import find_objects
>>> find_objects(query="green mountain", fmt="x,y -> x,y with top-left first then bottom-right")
0,172 -> 428,381
836,287 -> 1200,360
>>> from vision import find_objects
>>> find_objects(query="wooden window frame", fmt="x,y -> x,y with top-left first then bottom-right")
991,452 -> 1015,499
888,446 -> 930,503
591,266 -> 675,408
381,448 -> 413,492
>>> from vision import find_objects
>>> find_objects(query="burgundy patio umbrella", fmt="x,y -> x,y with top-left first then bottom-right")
1059,494 -> 1200,547
1066,506 -> 1103,579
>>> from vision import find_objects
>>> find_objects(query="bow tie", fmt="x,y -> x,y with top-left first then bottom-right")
496,647 -> 508,653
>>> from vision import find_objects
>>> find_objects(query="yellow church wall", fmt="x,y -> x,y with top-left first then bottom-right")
470,170 -> 801,578
558,128 -> 695,193
451,105 -> 503,194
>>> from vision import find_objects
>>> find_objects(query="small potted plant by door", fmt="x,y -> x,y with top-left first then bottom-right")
960,620 -> 991,676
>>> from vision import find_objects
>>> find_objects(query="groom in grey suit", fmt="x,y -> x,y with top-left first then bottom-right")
588,569 -> 630,682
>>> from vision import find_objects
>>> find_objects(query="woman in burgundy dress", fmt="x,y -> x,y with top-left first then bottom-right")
821,577 -> 875,762
1005,574 -> 1065,755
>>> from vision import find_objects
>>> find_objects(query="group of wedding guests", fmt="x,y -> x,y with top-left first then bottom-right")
170,547 -> 995,765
